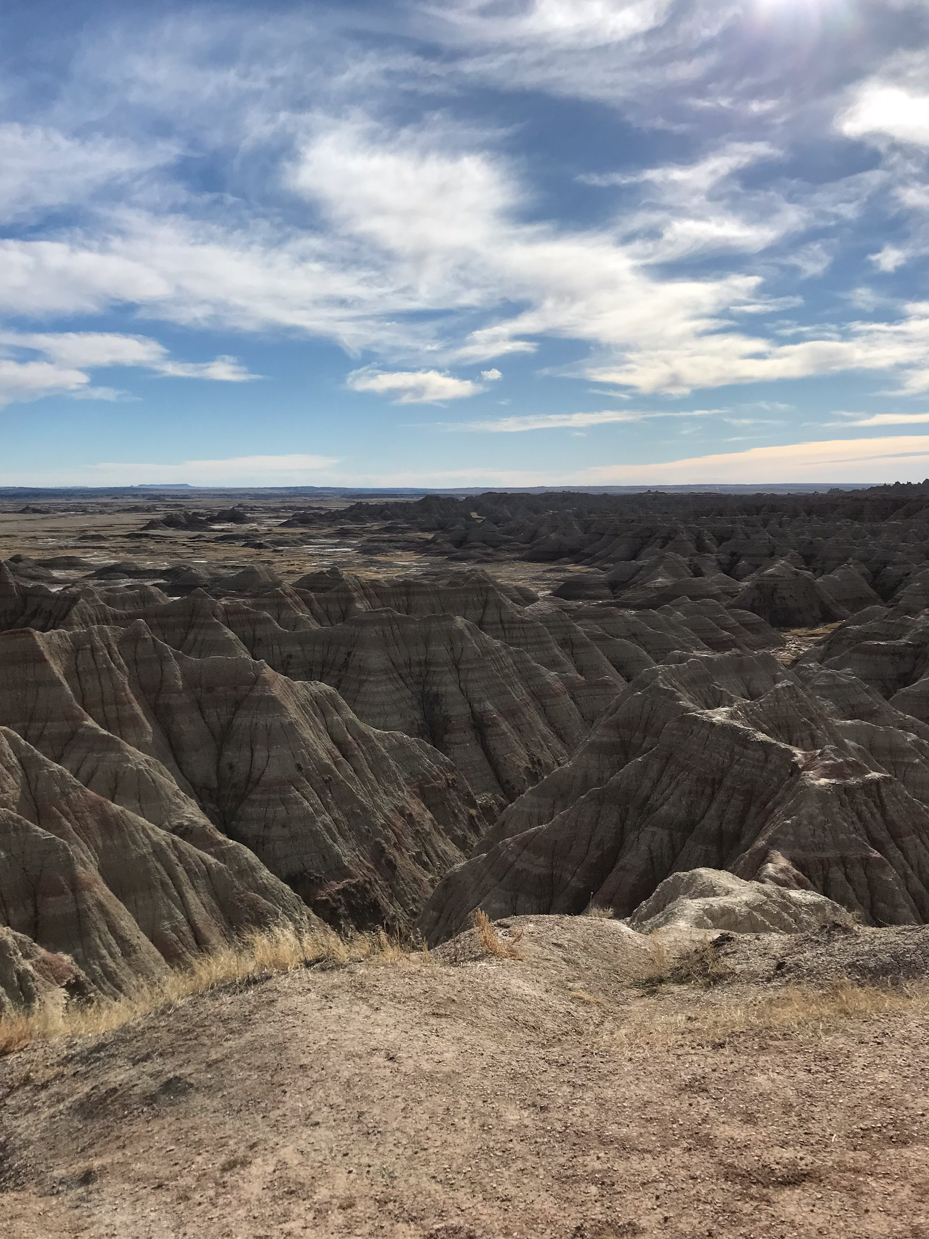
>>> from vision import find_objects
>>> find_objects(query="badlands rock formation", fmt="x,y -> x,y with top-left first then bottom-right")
419,649 -> 929,942
625,868 -> 855,934
8,479 -> 929,1005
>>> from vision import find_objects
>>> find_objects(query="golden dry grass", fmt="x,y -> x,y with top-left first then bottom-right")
618,980 -> 929,1045
471,909 -> 524,960
0,921 -> 428,1057
569,989 -> 609,1009
582,902 -> 616,919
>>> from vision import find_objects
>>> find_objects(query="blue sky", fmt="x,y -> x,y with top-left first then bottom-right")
4,0 -> 929,486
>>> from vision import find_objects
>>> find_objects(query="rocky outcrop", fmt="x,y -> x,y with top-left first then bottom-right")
804,606 -> 929,702
0,927 -> 92,1018
225,608 -> 599,807
419,651 -> 929,942
0,723 -> 310,998
732,560 -> 849,628
625,868 -> 855,934
0,622 -> 481,937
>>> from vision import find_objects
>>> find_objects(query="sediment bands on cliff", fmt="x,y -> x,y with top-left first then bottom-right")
7,481 -> 929,1003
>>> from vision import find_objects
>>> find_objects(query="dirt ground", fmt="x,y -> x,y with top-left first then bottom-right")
0,496 -> 585,595
2,916 -> 928,1239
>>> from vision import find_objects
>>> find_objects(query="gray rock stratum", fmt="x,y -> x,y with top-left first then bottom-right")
419,650 -> 929,942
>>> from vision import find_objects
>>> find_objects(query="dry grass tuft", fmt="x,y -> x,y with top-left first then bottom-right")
472,909 -> 524,960
669,939 -> 732,986
582,902 -> 616,920
569,989 -> 609,1009
0,1014 -> 33,1057
620,980 -> 929,1045
0,921 -> 428,1057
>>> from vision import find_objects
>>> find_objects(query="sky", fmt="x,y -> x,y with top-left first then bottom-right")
4,0 -> 929,487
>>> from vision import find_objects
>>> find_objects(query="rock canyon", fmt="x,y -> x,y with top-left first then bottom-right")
5,482 -> 929,1008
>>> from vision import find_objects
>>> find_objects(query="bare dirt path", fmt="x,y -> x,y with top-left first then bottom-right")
2,918 -> 928,1239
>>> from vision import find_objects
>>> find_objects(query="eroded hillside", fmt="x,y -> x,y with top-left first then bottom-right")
5,482 -> 929,1009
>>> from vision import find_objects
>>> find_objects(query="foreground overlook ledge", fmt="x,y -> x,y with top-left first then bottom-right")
3,915 -> 929,1239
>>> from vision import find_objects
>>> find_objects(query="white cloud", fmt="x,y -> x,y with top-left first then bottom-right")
832,411 -> 929,427
424,0 -> 676,49
69,386 -> 138,402
871,245 -> 908,272
583,303 -> 929,395
839,84 -> 929,147
154,355 -> 255,381
0,331 -> 169,369
289,118 -> 521,256
0,123 -> 173,223
0,453 -> 339,487
587,142 -> 809,264
0,332 -> 256,400
445,408 -> 721,431
347,368 -> 482,403
0,360 -> 89,408
480,368 -> 502,380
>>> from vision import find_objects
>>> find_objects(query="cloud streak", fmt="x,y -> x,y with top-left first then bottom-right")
444,408 -> 722,431
576,435 -> 929,485
347,368 -> 482,403
0,453 -> 339,487
0,332 -> 255,407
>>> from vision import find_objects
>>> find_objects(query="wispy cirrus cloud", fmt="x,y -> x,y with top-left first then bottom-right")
423,0 -> 678,49
0,50 -> 917,408
443,408 -> 723,432
0,123 -> 175,224
830,410 -> 929,427
0,331 -> 254,380
575,434 -> 929,485
0,103 -> 903,400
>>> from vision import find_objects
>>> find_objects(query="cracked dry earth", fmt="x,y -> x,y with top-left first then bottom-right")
2,918 -> 929,1239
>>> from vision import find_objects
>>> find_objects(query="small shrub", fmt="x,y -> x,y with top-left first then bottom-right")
582,902 -> 616,919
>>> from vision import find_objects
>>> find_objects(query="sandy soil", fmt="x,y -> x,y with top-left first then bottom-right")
2,917 -> 928,1239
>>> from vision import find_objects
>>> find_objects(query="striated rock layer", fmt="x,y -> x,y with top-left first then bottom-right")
8,534 -> 929,1003
419,650 -> 929,942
